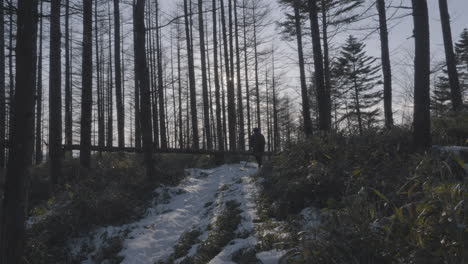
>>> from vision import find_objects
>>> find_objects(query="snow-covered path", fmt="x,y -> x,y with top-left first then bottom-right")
71,162 -> 280,264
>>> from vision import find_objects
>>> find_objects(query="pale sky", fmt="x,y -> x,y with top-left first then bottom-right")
155,0 -> 468,123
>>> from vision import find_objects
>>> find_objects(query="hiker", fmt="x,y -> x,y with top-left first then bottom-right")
249,128 -> 266,168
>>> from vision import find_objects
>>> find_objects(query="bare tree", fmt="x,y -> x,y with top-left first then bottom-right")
184,0 -> 199,149
114,0 -> 125,147
134,0 -> 155,177
81,0 -> 93,167
0,0 -> 5,167
412,0 -> 431,150
293,0 -> 313,136
0,0 -> 38,262
376,0 -> 394,128
49,0 -> 62,183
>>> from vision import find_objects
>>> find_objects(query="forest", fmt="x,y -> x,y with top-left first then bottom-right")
0,0 -> 467,263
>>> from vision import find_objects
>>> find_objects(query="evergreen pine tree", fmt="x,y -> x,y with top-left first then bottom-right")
455,28 -> 468,103
431,70 -> 452,116
335,35 -> 382,135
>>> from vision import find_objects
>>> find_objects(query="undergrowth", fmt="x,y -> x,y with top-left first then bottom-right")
258,116 -> 468,263
24,152 -> 217,264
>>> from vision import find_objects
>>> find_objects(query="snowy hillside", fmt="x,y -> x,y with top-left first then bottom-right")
69,162 -> 292,264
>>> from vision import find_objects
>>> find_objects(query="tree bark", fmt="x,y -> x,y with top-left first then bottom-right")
0,0 -> 5,167
213,0 -> 224,151
0,0 -> 38,262
308,0 -> 329,131
412,0 -> 431,151
242,0 -> 251,137
184,0 -> 199,149
376,0 -> 394,128
156,0 -> 167,148
135,0 -> 155,178
438,0 -> 463,111
234,0 -> 245,150
294,2 -> 313,136
95,0 -> 105,149
198,0 -> 213,150
114,0 -> 125,147
65,0 -> 73,152
81,0 -> 93,168
107,3 -> 114,148
49,0 -> 62,184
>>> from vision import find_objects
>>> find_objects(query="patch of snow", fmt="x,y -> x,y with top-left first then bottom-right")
69,162 -> 259,264
256,249 -> 288,264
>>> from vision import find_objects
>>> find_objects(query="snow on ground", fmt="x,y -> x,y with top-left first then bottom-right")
70,162 -> 291,264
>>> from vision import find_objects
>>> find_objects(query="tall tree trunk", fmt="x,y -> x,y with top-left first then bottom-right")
438,0 -> 463,111
0,0 -> 5,167
135,0 -> 155,178
176,19 -> 184,149
34,0 -> 43,164
221,0 -> 236,150
376,0 -> 394,128
294,2 -> 313,136
95,0 -> 105,149
133,2 -> 141,149
107,3 -> 114,148
0,0 -> 38,262
242,0 -> 251,136
213,0 -> 224,151
272,47 -> 279,152
321,0 -> 331,126
114,0 -> 125,147
81,0 -> 93,168
412,0 -> 431,151
184,0 -> 199,149
234,0 -> 245,150
7,4 -> 14,144
253,8 -> 261,132
308,0 -> 329,131
198,0 -> 213,150
148,4 -> 159,149
65,0 -> 73,151
156,0 -> 167,148
49,0 -> 62,184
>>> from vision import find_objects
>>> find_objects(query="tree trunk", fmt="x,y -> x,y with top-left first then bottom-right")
412,0 -> 431,151
0,0 -> 38,262
114,0 -> 125,147
321,0 -> 331,128
294,2 -> 313,136
107,3 -> 114,148
234,0 -> 245,150
376,0 -> 394,128
184,0 -> 199,149
65,0 -> 73,152
242,0 -> 251,137
0,0 -> 5,167
272,47 -> 279,152
135,0 -> 155,178
213,0 -> 224,151
198,0 -> 213,150
95,0 -> 105,149
308,0 -> 329,131
49,0 -> 62,184
133,2 -> 141,149
156,0 -> 167,148
222,0 -> 237,150
81,0 -> 93,168
176,20 -> 184,149
253,9 -> 261,132
438,0 -> 463,111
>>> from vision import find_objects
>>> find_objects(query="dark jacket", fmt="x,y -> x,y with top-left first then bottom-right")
249,133 -> 266,153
